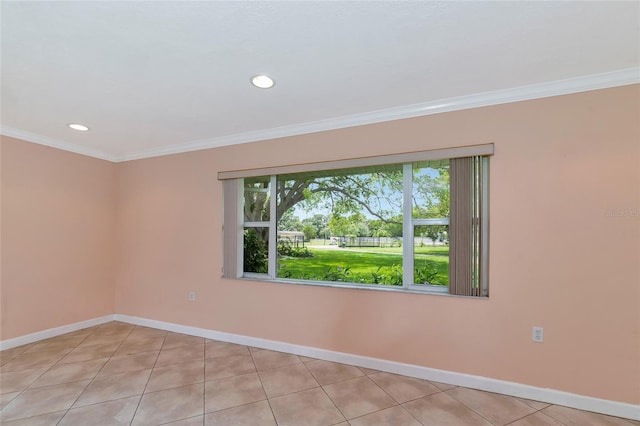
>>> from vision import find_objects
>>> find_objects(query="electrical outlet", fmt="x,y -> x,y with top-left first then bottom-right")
532,326 -> 544,343
188,291 -> 196,301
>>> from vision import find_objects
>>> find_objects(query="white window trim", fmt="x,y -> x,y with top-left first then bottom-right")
481,156 -> 490,296
268,175 -> 277,278
402,163 -> 413,287
224,144 -> 492,296
219,143 -> 493,180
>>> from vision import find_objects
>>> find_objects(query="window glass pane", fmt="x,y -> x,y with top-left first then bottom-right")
412,160 -> 449,219
244,178 -> 270,222
274,168 -> 403,285
413,225 -> 449,286
229,151 -> 489,295
243,227 -> 269,274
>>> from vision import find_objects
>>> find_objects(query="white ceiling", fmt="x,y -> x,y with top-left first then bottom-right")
1,1 -> 638,162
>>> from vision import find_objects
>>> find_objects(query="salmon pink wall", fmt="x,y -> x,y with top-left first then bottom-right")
114,85 -> 639,405
1,136 -> 117,340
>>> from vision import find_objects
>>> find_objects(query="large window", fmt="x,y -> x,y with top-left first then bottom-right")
221,144 -> 491,297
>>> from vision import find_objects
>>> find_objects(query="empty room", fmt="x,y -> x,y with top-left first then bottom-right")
1,2 -> 638,425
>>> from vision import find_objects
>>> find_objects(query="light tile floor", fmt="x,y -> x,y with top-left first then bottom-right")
0,322 -> 637,425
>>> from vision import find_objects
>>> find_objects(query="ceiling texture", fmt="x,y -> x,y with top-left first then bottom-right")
1,1 -> 638,162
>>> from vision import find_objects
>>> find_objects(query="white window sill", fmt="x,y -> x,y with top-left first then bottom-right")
232,275 -> 487,298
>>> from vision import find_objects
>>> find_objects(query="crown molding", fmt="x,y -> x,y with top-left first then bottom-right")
114,67 -> 640,161
3,68 -> 638,163
0,126 -> 118,162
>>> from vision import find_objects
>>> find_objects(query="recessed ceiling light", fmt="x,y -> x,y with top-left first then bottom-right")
251,75 -> 275,89
68,123 -> 89,131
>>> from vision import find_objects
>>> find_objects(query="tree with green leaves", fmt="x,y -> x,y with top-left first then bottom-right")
301,214 -> 329,238
302,224 -> 317,241
278,209 -> 303,231
243,165 -> 449,239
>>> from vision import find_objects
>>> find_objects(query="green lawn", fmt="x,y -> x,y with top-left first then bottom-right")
348,245 -> 449,256
277,246 -> 449,285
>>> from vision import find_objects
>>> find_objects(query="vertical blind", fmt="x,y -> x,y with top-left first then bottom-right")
222,179 -> 240,279
449,156 -> 487,296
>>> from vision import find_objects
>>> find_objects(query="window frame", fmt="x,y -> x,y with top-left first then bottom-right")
241,176 -> 277,279
404,163 -> 453,292
221,144 -> 492,297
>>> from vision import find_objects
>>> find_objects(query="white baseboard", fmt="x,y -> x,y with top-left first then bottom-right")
2,313 -> 637,421
113,314 -> 639,421
0,315 -> 115,351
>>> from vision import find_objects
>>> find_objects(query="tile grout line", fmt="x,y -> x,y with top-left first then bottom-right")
0,343 -> 35,365
347,403 -> 427,426
155,414 -> 205,426
56,323 -> 135,425
348,373 -> 428,426
304,360 -> 375,387
2,329 -> 96,420
127,326 -> 167,426
0,326 -> 100,425
0,391 -> 20,412
504,407 -> 566,426
358,373 -> 405,419
295,358 -> 444,425
0,333 -> 84,424
204,397 -> 270,413
6,328 -> 229,424
502,405 -> 562,426
298,358 -> 350,424
58,322 -> 137,426
7,323 -> 638,425
443,388 -> 506,426
398,386 -> 458,425
248,348 -> 280,425
399,401 -> 429,426
318,383 -> 349,423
